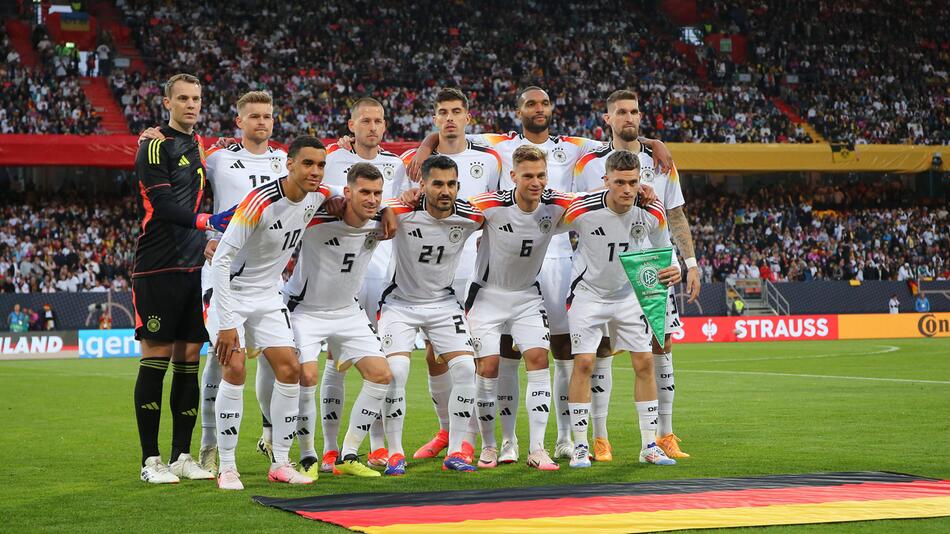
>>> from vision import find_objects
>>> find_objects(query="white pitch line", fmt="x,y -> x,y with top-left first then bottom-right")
697,345 -> 900,363
678,368 -> 950,385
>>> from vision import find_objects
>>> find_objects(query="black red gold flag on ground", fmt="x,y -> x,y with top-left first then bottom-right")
253,471 -> 950,533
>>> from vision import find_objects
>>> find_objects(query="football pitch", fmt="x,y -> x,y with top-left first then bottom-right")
2,337 -> 948,533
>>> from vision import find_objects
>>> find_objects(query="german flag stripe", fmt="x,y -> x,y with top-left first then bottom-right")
254,473 -> 950,534
669,162 -> 680,183
564,191 -> 607,223
383,198 -> 415,215
645,199 -> 666,229
147,139 -> 165,165
541,189 -> 573,208
468,191 -> 505,211
573,150 -> 599,177
234,182 -> 282,227
468,143 -> 503,171
480,133 -> 516,146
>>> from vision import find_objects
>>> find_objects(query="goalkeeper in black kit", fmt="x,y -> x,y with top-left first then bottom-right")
133,73 -> 234,484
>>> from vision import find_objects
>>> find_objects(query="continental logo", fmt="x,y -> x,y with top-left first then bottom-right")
918,314 -> 949,338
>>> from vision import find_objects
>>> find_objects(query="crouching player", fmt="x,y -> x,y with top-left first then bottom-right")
283,162 -> 396,478
559,150 -> 681,468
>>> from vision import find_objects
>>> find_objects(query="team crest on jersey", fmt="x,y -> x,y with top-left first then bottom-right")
641,167 -> 655,183
364,233 -> 378,250
146,315 -> 161,333
381,334 -> 393,350
448,226 -> 464,243
538,216 -> 553,234
471,337 -> 482,353
630,221 -> 647,240
551,147 -> 568,163
270,158 -> 283,173
571,332 -> 582,347
469,162 -> 485,179
380,164 -> 396,181
304,204 -> 316,221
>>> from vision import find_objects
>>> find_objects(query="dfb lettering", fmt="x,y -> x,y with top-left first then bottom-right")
284,415 -> 298,423
457,396 -> 475,404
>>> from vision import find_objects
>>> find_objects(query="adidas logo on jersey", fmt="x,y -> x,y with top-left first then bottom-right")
498,223 -> 514,233
324,237 -> 341,246
590,226 -> 606,236
230,160 -> 246,169
178,155 -> 190,167
408,228 -> 423,238
269,220 -> 283,230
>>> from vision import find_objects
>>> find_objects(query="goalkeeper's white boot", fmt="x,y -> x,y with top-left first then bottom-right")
256,437 -> 274,462
198,446 -> 218,475
141,456 -> 180,484
170,453 -> 214,480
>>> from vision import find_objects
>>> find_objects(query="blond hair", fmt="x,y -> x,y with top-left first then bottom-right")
511,145 -> 546,168
236,91 -> 273,111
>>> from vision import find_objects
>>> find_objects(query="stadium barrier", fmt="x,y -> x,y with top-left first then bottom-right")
4,313 -> 945,360
2,135 -> 947,172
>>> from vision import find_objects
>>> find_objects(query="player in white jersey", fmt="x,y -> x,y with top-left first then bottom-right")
283,163 -> 395,479
397,89 -> 502,462
574,90 -> 700,460
318,98 -> 409,471
466,146 -> 573,471
208,137 -> 334,490
558,150 -> 680,469
410,86 -> 675,463
378,155 -> 484,473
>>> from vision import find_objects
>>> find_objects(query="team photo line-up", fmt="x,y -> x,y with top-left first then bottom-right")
132,72 -> 702,490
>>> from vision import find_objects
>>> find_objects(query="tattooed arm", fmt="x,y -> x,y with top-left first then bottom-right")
667,205 -> 701,303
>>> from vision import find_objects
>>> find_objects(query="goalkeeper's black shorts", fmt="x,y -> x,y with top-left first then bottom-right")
132,271 -> 209,344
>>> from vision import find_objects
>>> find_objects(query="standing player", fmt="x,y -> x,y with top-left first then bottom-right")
559,150 -> 679,468
133,73 -> 233,484
378,155 -> 484,473
209,136 -> 334,490
574,90 -> 699,460
284,163 -> 394,479
410,86 -> 673,463
398,89 -> 502,462
318,98 -> 408,471
466,146 -> 571,470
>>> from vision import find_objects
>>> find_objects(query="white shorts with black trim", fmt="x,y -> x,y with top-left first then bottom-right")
290,303 -> 384,371
567,290 -> 652,355
378,298 -> 473,358
665,285 -> 683,335
538,256 -> 572,335
205,287 -> 295,352
466,284 -> 550,358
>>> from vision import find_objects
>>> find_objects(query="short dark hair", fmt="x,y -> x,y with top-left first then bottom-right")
435,88 -> 468,110
421,155 -> 458,181
347,162 -> 383,185
287,136 -> 326,159
516,86 -> 548,108
605,149 -> 640,173
605,89 -> 639,111
350,97 -> 384,117
164,73 -> 201,98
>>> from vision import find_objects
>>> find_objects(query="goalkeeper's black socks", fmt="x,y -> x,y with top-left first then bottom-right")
134,357 -> 169,465
169,361 -> 200,463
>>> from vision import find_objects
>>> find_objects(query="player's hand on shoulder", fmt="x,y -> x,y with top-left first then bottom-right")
137,126 -> 165,146
658,265 -> 681,287
324,196 -> 347,218
637,184 -> 658,206
399,187 -> 423,206
380,208 -> 398,240
213,136 -> 237,148
408,149 -> 430,183
336,135 -> 354,150
651,139 -> 674,174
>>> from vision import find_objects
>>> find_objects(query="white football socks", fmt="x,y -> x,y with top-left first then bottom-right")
497,357 -> 521,444
654,352 -> 675,437
636,400 -> 659,449
255,355 -> 275,442
319,364 -> 345,454
341,380 -> 388,457
270,380 -> 299,466
215,379 -> 244,470
552,359 -> 572,443
447,356 -> 477,454
568,402 -> 591,448
475,375 -> 498,449
591,356 -> 613,440
525,369 -> 552,453
297,385 -> 317,460
200,356 -> 221,449
428,371 -> 452,432
384,355 -> 410,456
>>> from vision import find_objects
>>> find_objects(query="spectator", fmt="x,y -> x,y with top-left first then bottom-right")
7,303 -> 28,332
888,294 -> 900,314
41,303 -> 56,330
915,294 -> 931,312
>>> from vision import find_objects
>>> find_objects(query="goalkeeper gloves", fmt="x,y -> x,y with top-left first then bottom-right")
194,205 -> 236,232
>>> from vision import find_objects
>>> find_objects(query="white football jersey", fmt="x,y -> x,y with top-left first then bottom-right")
468,132 -> 603,257
574,142 -> 685,252
206,143 -> 287,214
382,197 -> 484,305
469,188 -> 573,291
399,142 -> 502,279
559,190 -> 671,302
283,209 -> 382,312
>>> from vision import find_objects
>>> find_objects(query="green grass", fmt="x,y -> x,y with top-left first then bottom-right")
1,338 -> 948,533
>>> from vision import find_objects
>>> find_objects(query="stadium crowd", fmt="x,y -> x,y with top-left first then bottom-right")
0,195 -> 135,294
690,181 -> 950,283
698,0 -> 950,145
108,0 -> 803,143
0,24 -> 102,134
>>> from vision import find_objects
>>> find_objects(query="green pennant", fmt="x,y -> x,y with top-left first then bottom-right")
619,247 -> 674,346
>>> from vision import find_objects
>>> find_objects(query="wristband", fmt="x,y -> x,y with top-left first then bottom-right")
685,257 -> 698,269
194,213 -> 211,231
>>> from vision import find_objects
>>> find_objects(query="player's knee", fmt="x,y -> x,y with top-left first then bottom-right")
631,351 -> 654,375
447,355 -> 476,383
299,364 -> 319,387
572,354 -> 595,376
363,361 -> 393,385
476,356 -> 499,378
272,359 -> 301,383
